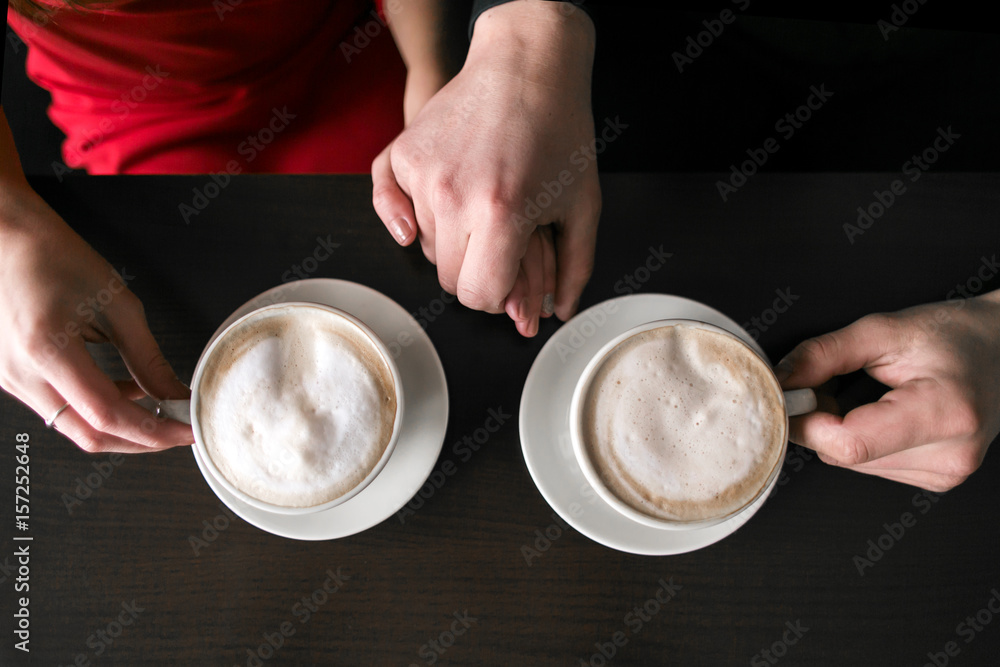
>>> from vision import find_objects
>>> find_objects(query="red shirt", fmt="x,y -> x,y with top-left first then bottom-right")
6,0 -> 406,173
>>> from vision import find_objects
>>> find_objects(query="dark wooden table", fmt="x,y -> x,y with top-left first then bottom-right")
1,173 -> 998,665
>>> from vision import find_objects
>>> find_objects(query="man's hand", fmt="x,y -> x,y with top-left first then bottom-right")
776,291 -> 1000,492
372,0 -> 600,333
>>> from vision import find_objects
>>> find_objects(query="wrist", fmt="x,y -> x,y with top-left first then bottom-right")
467,0 -> 595,92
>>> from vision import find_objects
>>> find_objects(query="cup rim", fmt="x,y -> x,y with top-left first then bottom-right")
569,318 -> 789,531
190,301 -> 404,516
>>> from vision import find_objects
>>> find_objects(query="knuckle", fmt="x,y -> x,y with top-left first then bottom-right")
458,279 -> 503,313
371,184 -> 395,214
472,191 -> 524,234
75,434 -> 104,454
431,178 -> 464,216
22,333 -> 54,366
78,400 -> 119,434
834,431 -> 871,466
798,333 -> 840,366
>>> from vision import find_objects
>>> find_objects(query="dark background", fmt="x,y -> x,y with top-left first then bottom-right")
5,3 -> 1000,174
2,3 -> 1000,667
1,171 -> 998,666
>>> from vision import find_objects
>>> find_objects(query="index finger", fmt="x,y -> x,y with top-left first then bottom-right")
43,341 -> 193,449
776,315 -> 896,390
789,379 -> 954,465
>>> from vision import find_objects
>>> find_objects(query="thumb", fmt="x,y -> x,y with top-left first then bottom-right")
775,315 -> 894,390
371,142 -> 417,246
790,380 -> 948,465
112,302 -> 189,401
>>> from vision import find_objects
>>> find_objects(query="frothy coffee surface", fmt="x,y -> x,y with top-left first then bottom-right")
581,325 -> 784,522
198,306 -> 397,507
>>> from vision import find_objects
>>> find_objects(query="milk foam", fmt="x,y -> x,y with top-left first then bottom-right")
582,325 -> 784,521
198,306 -> 397,507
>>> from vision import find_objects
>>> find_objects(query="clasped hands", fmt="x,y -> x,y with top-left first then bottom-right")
369,0 -> 999,493
2,2 -> 996,493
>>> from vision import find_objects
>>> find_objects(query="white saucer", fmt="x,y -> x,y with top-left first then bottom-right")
519,293 -> 777,555
191,279 -> 448,540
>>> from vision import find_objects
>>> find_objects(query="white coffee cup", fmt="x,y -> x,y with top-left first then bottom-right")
570,319 -> 815,530
143,302 -> 404,515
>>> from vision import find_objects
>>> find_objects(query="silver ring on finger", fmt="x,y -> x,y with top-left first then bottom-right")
45,402 -> 70,429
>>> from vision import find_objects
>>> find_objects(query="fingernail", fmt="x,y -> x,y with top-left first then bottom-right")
389,216 -> 411,244
517,298 -> 529,321
774,356 -> 794,383
541,293 -> 555,317
528,316 -> 539,337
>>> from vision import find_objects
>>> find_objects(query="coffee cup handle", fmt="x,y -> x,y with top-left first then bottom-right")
783,388 -> 817,417
134,396 -> 192,425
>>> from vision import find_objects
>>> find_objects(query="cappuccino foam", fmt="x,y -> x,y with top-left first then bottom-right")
581,324 -> 784,522
198,306 -> 397,507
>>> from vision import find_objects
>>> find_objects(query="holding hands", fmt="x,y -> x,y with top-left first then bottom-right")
372,0 -> 600,337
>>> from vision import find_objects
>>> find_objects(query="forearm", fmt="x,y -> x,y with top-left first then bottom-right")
468,1 -> 595,94
0,107 -> 78,253
385,0 -> 467,82
0,107 -> 33,210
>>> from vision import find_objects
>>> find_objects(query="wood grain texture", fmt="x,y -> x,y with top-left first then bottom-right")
1,173 -> 998,666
